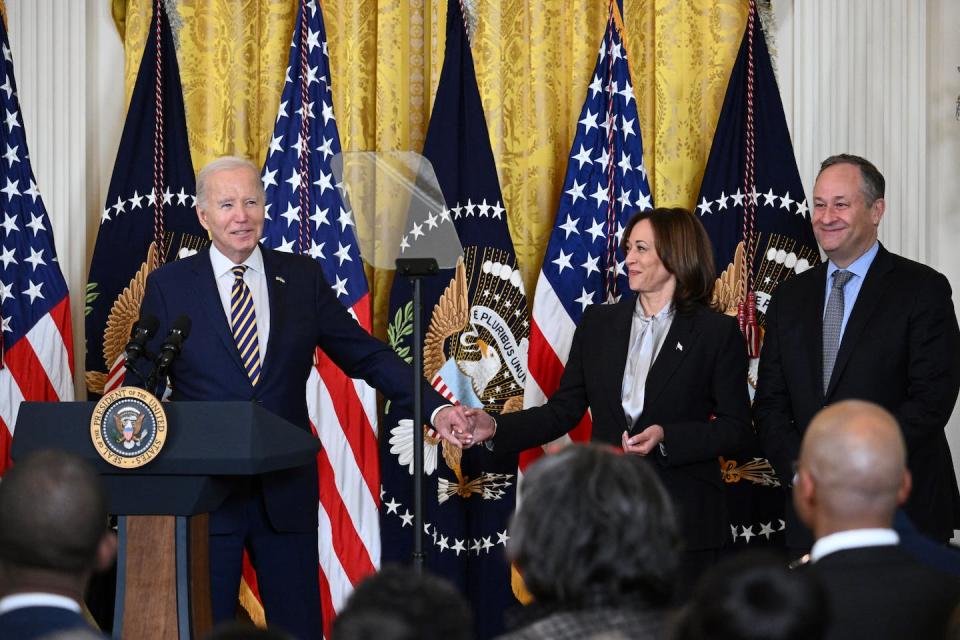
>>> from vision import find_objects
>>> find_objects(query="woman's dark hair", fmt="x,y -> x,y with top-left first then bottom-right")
507,444 -> 681,608
672,551 -> 828,640
331,565 -> 473,640
621,207 -> 719,312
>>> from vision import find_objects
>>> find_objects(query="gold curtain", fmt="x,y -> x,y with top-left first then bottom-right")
112,0 -> 747,339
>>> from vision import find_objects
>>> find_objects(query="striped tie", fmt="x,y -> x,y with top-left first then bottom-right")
230,265 -> 261,386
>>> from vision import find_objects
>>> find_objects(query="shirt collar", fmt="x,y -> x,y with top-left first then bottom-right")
633,299 -> 674,323
0,593 -> 82,614
209,243 -> 264,279
826,240 -> 879,282
810,527 -> 899,562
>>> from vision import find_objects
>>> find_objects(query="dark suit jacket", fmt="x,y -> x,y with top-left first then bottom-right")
0,606 -> 103,640
493,298 -> 753,550
755,244 -> 960,545
131,246 -> 443,533
808,544 -> 960,640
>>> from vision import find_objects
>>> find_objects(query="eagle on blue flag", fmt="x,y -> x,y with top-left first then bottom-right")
85,0 -> 207,396
379,1 -> 527,637
696,3 -> 820,548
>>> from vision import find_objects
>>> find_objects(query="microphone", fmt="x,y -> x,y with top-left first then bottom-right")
147,315 -> 191,397
155,315 -> 192,371
124,315 -> 159,362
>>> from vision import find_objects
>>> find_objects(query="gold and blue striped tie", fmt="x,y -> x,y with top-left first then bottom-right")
230,265 -> 261,386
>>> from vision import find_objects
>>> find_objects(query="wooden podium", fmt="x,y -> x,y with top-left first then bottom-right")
12,400 -> 321,640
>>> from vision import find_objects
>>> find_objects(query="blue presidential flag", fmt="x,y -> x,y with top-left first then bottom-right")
379,1 -> 527,637
84,1 -> 207,396
695,7 -> 820,548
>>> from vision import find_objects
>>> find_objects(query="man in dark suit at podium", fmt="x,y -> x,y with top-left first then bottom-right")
755,154 -> 960,551
128,156 -> 470,639
0,450 -> 115,640
793,401 -> 960,639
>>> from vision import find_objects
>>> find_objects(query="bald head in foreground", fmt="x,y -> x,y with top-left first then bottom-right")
0,449 -> 114,639
793,400 -> 910,538
793,400 -> 960,640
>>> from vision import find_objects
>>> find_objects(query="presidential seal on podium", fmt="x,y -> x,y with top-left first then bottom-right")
90,386 -> 167,468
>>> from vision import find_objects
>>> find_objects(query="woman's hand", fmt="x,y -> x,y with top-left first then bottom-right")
621,424 -> 664,456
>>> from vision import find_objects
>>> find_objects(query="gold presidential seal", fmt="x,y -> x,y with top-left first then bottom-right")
90,387 -> 167,468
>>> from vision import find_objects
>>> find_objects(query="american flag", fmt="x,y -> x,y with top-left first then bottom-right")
0,19 -> 74,474
521,0 -> 653,471
258,0 -> 379,634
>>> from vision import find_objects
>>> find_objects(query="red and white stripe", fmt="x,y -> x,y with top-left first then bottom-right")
0,297 -> 75,474
309,294 -> 380,638
520,274 -> 590,475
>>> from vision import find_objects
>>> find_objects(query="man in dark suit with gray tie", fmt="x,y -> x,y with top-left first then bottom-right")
0,450 -> 115,640
129,156 -> 471,639
793,400 -> 960,640
755,154 -> 960,551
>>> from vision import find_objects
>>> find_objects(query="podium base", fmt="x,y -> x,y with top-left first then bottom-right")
113,514 -> 213,639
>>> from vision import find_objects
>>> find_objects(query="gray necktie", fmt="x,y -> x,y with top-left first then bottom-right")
822,269 -> 853,393
622,315 -> 656,426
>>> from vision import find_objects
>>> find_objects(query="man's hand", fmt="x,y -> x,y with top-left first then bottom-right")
433,405 -> 473,447
461,408 -> 496,448
622,424 -> 664,456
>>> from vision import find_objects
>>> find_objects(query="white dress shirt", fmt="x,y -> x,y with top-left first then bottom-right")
810,527 -> 900,562
621,300 -> 674,427
209,244 -> 270,364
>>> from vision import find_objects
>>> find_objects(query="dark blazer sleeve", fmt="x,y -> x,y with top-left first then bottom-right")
657,313 -> 753,467
753,288 -> 800,482
306,262 -> 446,418
895,271 -> 960,450
492,306 -> 595,453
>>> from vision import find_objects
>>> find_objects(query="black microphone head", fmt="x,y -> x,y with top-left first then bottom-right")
136,314 -> 159,339
170,315 -> 192,340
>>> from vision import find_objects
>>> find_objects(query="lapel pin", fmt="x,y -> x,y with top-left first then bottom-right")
676,342 -> 683,351
275,276 -> 286,284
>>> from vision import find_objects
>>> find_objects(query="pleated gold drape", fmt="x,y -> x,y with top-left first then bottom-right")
112,0 -> 747,339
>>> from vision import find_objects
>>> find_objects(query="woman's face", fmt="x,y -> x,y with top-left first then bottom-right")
624,219 -> 676,295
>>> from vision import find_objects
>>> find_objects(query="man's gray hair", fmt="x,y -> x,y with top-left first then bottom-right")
817,154 -> 885,206
196,156 -> 264,209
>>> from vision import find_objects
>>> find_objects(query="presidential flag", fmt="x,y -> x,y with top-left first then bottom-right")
380,1 -> 528,637
0,18 -> 74,474
258,0 -> 379,634
84,0 -> 208,397
695,4 -> 820,548
522,0 -> 653,472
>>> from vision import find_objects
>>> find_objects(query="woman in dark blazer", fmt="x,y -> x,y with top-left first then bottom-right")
464,207 -> 753,592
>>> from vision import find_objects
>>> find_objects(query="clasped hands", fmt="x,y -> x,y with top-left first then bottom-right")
434,406 -> 665,456
432,406 -> 497,449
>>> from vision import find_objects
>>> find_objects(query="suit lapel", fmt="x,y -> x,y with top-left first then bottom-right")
826,245 -> 893,397
260,247 -> 287,381
602,298 -> 635,423
800,264 -> 828,398
191,248 -> 248,378
641,309 -> 695,413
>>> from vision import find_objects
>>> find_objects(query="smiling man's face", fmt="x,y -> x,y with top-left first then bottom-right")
197,165 -> 265,264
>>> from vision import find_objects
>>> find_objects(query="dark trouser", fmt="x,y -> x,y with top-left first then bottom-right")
209,491 -> 322,640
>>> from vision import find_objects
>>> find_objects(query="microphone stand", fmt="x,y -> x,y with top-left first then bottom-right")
123,357 -> 154,388
395,257 -> 438,574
